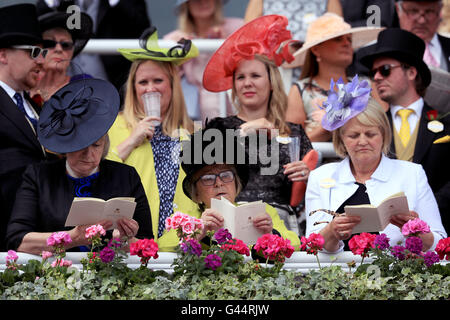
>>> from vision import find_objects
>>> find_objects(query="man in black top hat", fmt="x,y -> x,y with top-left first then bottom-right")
0,0 -> 56,251
395,0 -> 450,71
360,28 -> 450,233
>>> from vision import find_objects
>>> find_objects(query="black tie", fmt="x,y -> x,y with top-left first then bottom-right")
14,92 -> 37,131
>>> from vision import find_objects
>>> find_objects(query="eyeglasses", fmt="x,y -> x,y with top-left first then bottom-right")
44,40 -> 74,51
11,45 -> 48,59
195,170 -> 235,186
399,3 -> 440,20
369,64 -> 403,79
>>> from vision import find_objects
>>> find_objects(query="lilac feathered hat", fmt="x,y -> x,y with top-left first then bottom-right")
321,75 -> 372,131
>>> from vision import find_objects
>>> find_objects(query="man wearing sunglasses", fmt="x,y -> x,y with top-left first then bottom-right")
0,1 -> 56,251
396,0 -> 449,71
360,28 -> 450,234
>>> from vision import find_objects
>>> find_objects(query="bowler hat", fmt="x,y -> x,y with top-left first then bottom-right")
0,2 -> 44,48
37,78 -> 120,154
180,121 -> 250,201
38,11 -> 93,57
359,28 -> 431,87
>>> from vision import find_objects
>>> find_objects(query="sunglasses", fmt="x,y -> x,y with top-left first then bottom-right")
195,170 -> 235,186
44,40 -> 74,51
12,45 -> 48,59
369,64 -> 403,79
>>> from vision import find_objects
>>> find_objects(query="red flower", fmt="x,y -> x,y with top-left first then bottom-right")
31,94 -> 45,108
254,234 -> 295,263
348,233 -> 377,257
130,238 -> 159,265
221,238 -> 250,256
300,233 -> 325,255
435,237 -> 450,260
426,110 -> 438,121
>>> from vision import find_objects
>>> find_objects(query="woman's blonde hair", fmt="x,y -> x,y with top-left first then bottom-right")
231,55 -> 291,136
178,0 -> 224,34
332,98 -> 392,158
122,59 -> 193,137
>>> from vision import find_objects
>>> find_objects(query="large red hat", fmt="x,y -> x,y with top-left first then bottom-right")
202,15 -> 294,93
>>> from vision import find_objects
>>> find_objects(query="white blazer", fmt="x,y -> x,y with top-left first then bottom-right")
305,154 -> 447,252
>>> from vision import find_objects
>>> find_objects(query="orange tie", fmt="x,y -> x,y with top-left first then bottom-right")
397,109 -> 414,147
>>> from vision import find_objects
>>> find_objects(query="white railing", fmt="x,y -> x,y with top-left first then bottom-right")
0,251 -> 370,274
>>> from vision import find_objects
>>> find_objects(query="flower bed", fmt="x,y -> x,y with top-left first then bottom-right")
0,215 -> 449,300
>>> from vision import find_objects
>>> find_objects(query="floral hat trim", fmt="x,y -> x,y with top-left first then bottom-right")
321,75 -> 372,131
118,26 -> 199,65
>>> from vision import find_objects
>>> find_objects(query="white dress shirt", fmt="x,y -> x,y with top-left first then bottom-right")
0,80 -> 38,121
390,97 -> 424,136
305,154 -> 447,253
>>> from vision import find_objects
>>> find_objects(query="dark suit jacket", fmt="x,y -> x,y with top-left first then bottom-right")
0,87 -> 53,251
6,159 -> 154,251
340,0 -> 399,28
387,103 -> 450,233
438,34 -> 450,72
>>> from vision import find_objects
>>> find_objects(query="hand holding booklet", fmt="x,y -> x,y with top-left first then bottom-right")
65,197 -> 137,230
344,192 -> 409,234
211,197 -> 266,245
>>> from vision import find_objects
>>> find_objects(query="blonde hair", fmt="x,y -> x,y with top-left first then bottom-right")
122,59 -> 193,137
332,98 -> 392,158
178,0 -> 224,35
231,55 -> 291,136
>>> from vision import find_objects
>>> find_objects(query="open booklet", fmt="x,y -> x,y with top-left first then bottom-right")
65,197 -> 136,230
344,192 -> 409,234
211,197 -> 266,245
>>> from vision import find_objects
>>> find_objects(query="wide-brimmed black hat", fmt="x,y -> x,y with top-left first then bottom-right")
0,1 -> 44,48
39,11 -> 93,57
180,121 -> 250,201
359,28 -> 431,87
37,78 -> 120,153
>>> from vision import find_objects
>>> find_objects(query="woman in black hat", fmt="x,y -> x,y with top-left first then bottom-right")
178,125 -> 300,246
30,10 -> 93,105
6,78 -> 153,254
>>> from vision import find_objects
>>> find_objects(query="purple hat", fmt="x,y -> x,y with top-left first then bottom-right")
321,75 -> 372,131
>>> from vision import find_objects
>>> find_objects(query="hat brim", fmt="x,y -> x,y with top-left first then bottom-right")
360,46 -> 431,88
38,78 -> 120,154
39,11 -> 93,57
283,26 -> 384,68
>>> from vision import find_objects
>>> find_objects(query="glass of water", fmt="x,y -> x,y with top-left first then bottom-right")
288,136 -> 300,162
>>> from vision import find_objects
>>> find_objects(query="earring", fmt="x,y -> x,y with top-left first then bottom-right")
316,56 -> 321,63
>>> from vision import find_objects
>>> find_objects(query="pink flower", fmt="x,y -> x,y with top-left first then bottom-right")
435,237 -> 450,260
47,231 -> 72,247
6,250 -> 18,265
181,219 -> 196,235
41,251 -> 53,261
85,224 -> 106,240
165,212 -> 204,239
130,238 -> 159,265
401,218 -> 430,237
221,238 -> 250,256
348,233 -> 377,257
300,233 -> 325,255
254,234 -> 295,262
51,259 -> 72,268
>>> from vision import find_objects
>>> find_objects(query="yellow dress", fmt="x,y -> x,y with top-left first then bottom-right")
106,114 -> 198,252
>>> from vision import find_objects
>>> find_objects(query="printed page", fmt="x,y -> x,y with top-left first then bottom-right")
104,199 -> 136,229
345,206 -> 382,234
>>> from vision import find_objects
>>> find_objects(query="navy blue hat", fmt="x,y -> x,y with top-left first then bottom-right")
37,78 -> 120,153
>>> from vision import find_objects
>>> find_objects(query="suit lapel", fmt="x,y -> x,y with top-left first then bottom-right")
437,34 -> 450,72
0,87 -> 42,151
413,104 -> 435,163
386,109 -> 397,158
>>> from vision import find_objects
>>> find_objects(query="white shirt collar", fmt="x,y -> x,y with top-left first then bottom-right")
0,80 -> 20,101
391,97 -> 424,117
66,160 -> 99,178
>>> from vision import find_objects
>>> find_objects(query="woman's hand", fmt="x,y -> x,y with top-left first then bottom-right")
239,118 -> 275,138
328,215 -> 361,241
129,116 -> 161,146
253,213 -> 273,234
201,208 -> 224,232
70,220 -> 113,246
389,210 -> 419,229
283,160 -> 310,182
114,218 -> 139,239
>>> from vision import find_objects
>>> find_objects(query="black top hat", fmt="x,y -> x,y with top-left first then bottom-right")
37,78 -> 120,154
0,2 -> 44,48
359,28 -> 431,88
38,11 -> 93,57
180,122 -> 250,201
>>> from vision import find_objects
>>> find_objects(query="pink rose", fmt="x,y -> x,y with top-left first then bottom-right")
181,219 -> 196,235
401,218 -> 431,237
85,224 -> 106,239
170,211 -> 190,229
348,233 -> 377,257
